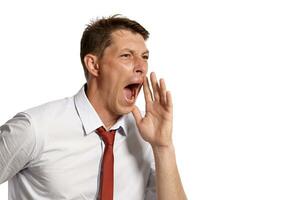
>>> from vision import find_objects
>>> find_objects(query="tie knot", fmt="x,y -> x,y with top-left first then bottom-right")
96,126 -> 116,146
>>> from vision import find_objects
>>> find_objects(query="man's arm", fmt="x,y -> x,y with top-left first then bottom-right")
0,113 -> 36,183
151,144 -> 187,200
132,72 -> 187,200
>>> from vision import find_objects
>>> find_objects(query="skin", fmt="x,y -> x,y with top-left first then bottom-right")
84,29 -> 187,200
84,30 -> 148,128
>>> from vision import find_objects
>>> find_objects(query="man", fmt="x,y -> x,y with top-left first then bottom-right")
0,15 -> 187,200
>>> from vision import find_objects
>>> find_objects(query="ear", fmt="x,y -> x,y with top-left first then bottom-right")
84,54 -> 100,78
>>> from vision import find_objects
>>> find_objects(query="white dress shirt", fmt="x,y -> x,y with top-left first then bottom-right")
0,85 -> 156,200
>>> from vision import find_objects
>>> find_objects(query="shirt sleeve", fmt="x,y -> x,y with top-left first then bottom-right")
0,112 -> 36,183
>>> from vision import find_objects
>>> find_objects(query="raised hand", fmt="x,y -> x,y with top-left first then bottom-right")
132,72 -> 173,148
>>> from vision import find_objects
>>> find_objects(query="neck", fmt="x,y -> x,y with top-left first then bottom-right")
86,81 -> 120,129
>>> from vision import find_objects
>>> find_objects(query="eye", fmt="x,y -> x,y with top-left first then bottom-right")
142,55 -> 149,60
121,53 -> 132,58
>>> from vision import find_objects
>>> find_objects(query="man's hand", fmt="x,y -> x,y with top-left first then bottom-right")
132,72 -> 187,200
132,72 -> 173,148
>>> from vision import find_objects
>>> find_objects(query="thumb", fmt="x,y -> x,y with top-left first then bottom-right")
131,105 -> 142,124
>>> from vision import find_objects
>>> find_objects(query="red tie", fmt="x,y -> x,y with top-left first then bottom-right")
96,126 -> 116,200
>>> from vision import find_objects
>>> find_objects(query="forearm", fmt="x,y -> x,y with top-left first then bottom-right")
152,144 -> 187,200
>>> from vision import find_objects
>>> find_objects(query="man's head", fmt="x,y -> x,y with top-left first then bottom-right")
80,15 -> 150,117
80,15 -> 149,80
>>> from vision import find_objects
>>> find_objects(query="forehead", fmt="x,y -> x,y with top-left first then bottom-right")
109,29 -> 148,51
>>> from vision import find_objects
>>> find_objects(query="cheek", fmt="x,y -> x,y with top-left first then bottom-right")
108,59 -> 134,71
110,82 -> 124,102
107,89 -> 120,111
121,60 -> 134,69
114,57 -> 135,71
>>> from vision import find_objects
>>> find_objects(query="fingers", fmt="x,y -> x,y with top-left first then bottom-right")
145,72 -> 170,106
159,78 -> 167,105
166,91 -> 173,109
150,72 -> 160,101
132,105 -> 143,124
143,76 -> 153,103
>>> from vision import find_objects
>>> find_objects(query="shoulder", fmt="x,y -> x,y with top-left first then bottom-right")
20,95 -> 77,141
1,112 -> 34,139
23,96 -> 74,119
13,96 -> 75,155
0,112 -> 37,162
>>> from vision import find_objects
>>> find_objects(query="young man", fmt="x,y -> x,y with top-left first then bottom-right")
0,15 -> 187,200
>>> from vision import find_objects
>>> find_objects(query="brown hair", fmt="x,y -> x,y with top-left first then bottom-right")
80,15 -> 149,80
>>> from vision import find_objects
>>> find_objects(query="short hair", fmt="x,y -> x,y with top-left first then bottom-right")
80,15 -> 150,80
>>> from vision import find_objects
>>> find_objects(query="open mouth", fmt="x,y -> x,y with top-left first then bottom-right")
123,83 -> 142,104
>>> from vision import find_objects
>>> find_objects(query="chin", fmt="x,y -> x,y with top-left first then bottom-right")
114,96 -> 137,115
114,104 -> 135,116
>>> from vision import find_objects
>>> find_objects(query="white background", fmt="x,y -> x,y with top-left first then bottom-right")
1,0 -> 300,199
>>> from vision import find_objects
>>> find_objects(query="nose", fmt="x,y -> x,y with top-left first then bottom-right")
133,56 -> 147,75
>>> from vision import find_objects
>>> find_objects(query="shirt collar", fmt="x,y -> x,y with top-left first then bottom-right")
74,84 -> 128,136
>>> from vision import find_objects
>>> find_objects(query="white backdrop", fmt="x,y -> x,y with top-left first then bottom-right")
1,0 -> 300,199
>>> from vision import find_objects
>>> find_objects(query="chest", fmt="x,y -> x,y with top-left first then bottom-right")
27,132 -> 152,199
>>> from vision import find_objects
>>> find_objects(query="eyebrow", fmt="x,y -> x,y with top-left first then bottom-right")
121,48 -> 149,55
